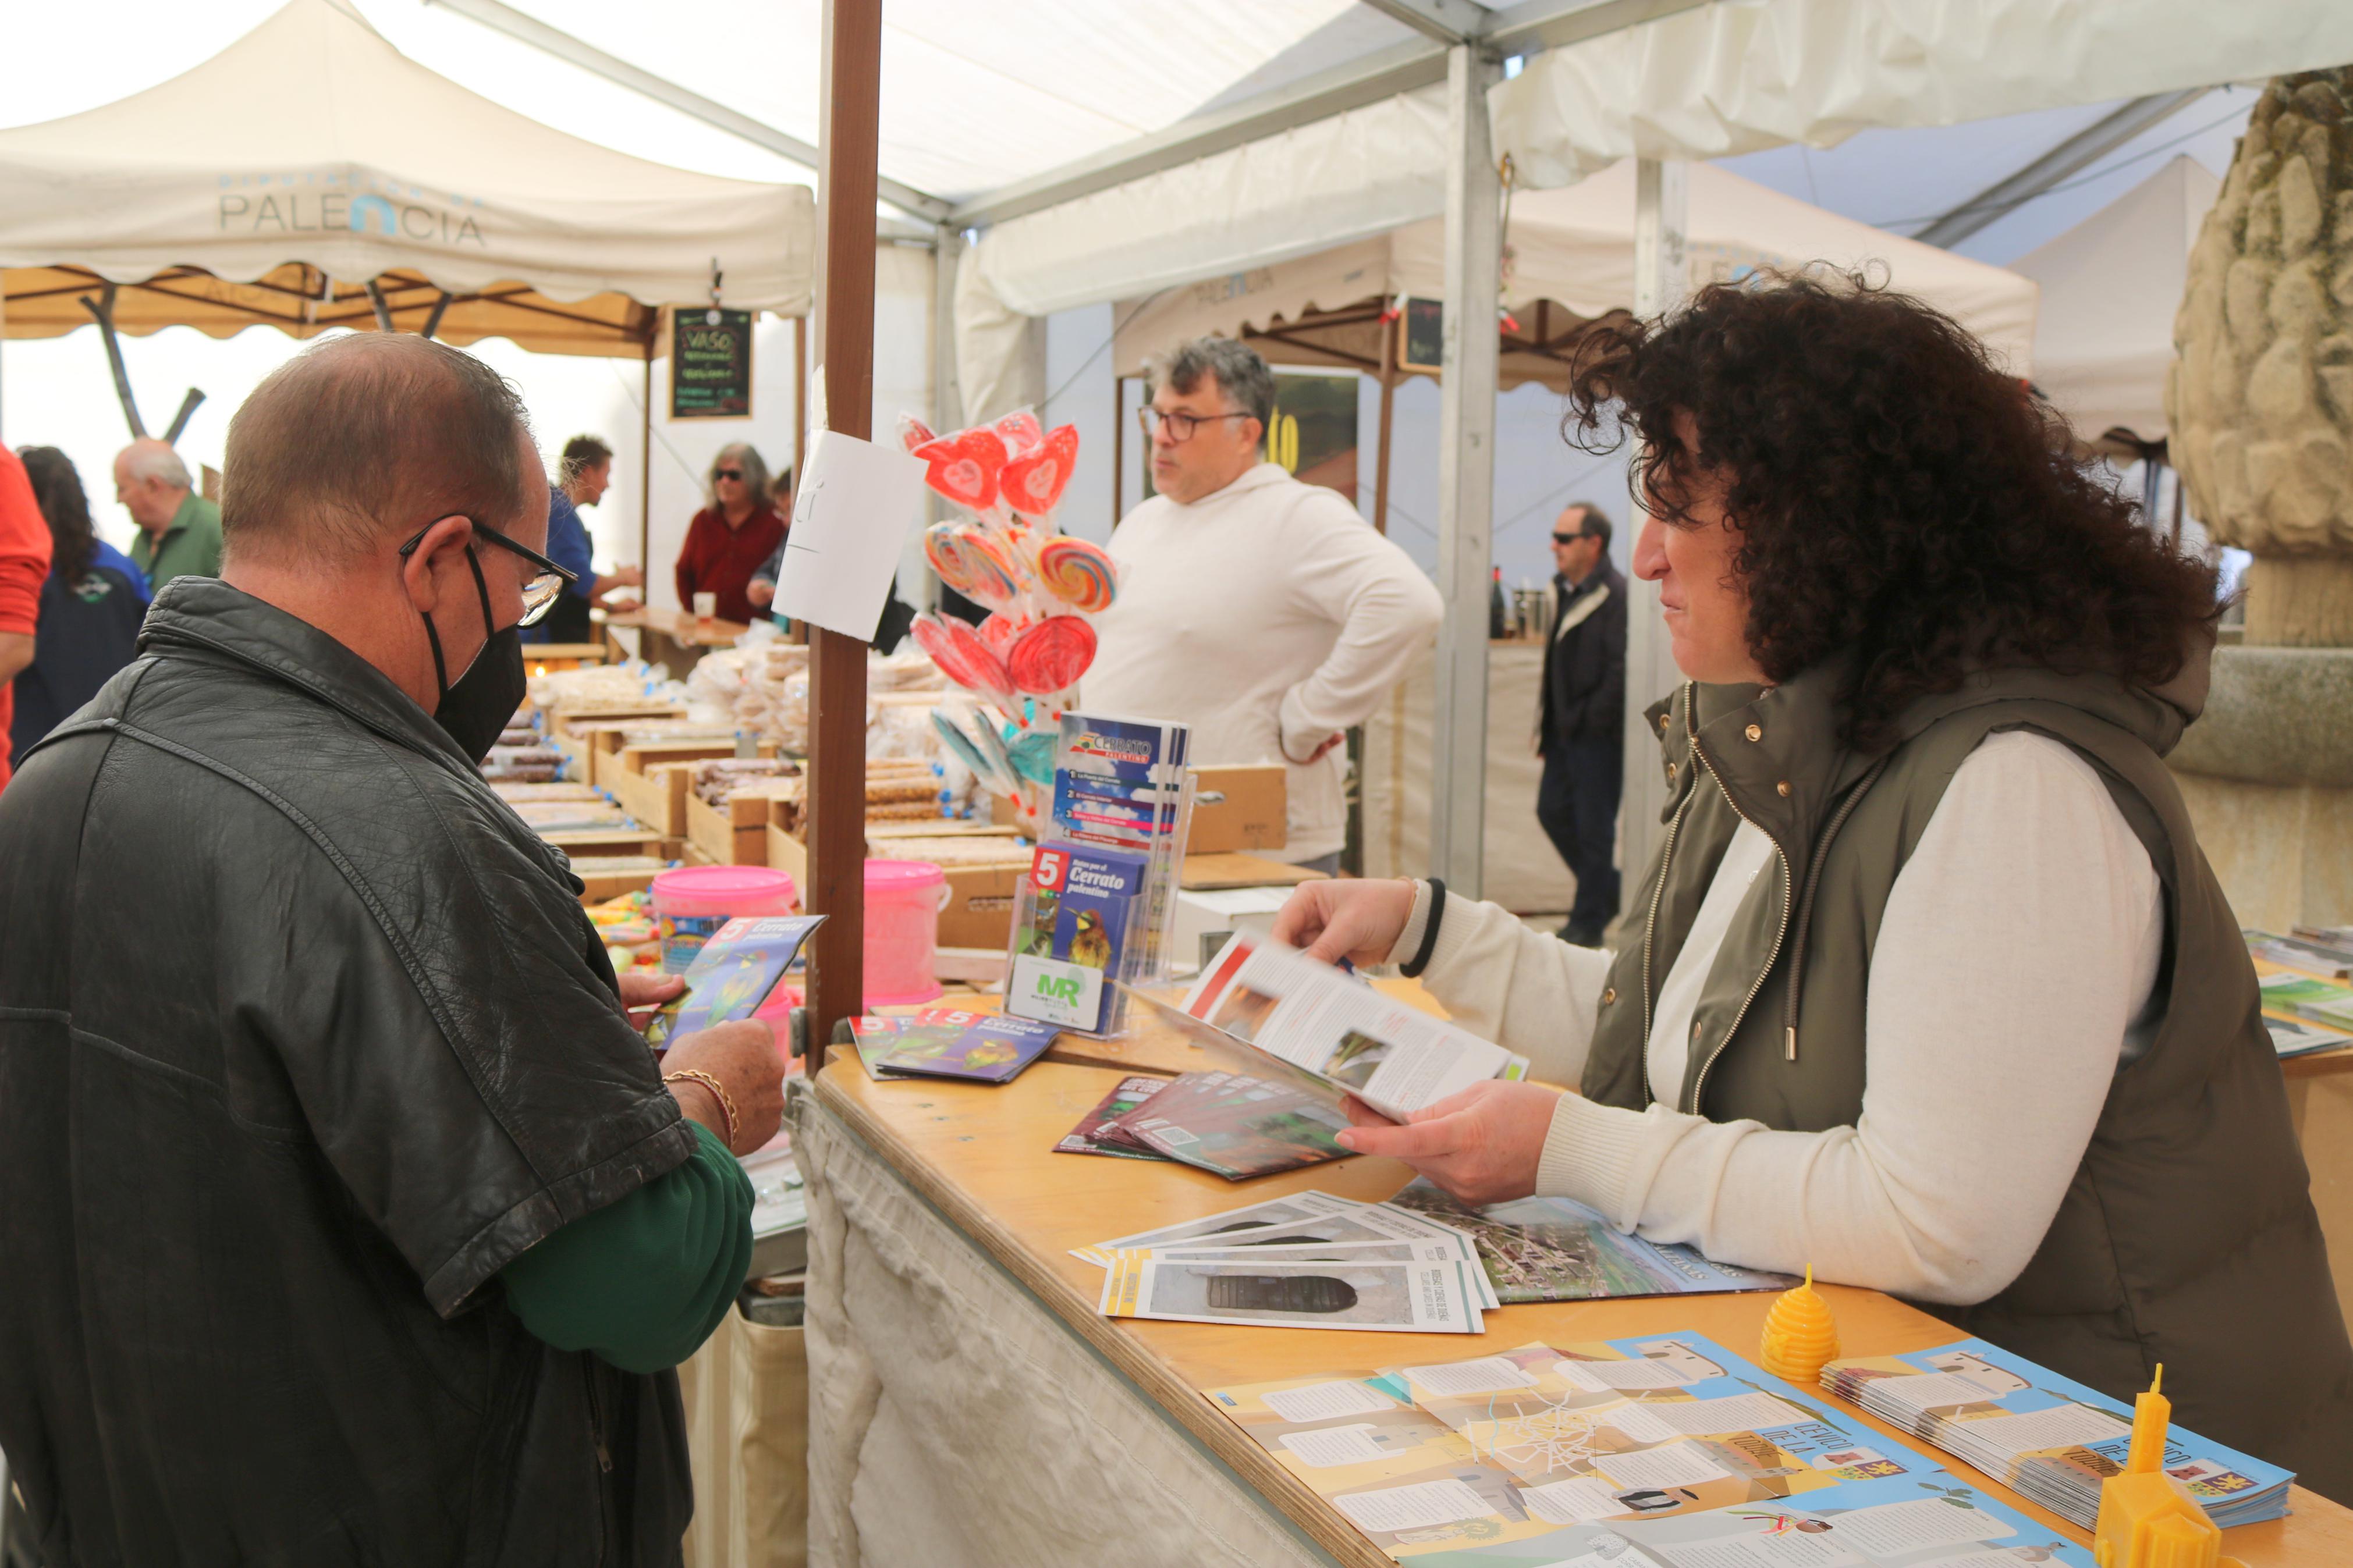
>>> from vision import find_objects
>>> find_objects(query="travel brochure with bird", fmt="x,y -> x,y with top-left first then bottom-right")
849,1008 -> 1060,1085
1202,1332 -> 2099,1566
644,915 -> 825,1046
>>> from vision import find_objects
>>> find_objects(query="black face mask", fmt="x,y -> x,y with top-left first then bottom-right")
423,546 -> 527,764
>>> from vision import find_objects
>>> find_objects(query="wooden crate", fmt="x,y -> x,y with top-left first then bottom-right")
543,827 -> 670,860
687,791 -> 771,866
602,756 -> 684,837
574,862 -> 664,904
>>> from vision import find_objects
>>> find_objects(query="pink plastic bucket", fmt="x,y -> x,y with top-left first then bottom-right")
864,859 -> 947,1007
650,865 -> 800,976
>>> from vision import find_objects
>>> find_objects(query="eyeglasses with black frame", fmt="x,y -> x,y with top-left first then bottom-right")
396,516 -> 577,627
1550,531 -> 1588,545
1137,407 -> 1257,443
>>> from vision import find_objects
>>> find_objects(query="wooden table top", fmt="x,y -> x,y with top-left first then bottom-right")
812,1054 -> 2352,1567
605,606 -> 752,646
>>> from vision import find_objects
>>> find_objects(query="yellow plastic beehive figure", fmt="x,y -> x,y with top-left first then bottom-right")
2091,1366 -> 2246,1568
1758,1264 -> 1840,1384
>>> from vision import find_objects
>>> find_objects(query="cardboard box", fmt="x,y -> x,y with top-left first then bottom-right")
939,863 -> 1027,950
1171,886 -> 1296,971
686,791 -> 770,866
1187,765 -> 1287,854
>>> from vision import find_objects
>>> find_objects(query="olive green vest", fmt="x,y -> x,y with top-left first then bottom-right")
1582,655 -> 2353,1498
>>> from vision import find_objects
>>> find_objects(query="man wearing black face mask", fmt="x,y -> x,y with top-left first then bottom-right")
0,334 -> 786,1566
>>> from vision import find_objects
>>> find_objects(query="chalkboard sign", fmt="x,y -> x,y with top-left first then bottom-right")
670,307 -> 754,419
1399,297 -> 1444,374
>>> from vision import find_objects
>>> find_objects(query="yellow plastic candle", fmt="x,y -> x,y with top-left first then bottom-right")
2125,1363 -> 2170,1474
1758,1264 -> 1840,1385
2092,1366 -> 2247,1568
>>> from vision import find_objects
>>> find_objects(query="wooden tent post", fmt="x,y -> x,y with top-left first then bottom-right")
638,333 -> 655,600
807,0 -> 882,1053
794,314 -> 809,481
1374,325 -> 1397,536
1110,375 -> 1126,525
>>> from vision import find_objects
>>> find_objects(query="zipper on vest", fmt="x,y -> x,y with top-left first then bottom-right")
1685,739 -> 1794,1115
1778,753 -> 1894,1062
1640,685 -> 1700,1045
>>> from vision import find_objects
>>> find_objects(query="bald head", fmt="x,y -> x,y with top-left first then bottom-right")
221,333 -> 533,566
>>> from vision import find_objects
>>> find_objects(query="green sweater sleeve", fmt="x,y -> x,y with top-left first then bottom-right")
501,1119 -> 754,1374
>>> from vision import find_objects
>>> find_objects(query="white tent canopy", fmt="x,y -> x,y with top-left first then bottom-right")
0,0 -> 814,321
2011,155 -> 2218,448
1109,159 -> 2040,386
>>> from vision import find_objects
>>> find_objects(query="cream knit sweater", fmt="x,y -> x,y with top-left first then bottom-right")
1387,731 -> 2163,1305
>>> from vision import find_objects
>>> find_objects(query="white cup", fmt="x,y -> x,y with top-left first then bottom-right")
693,591 -> 717,627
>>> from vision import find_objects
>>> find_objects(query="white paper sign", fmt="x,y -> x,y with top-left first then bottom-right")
1279,1424 -> 1389,1468
772,428 -> 927,640
1403,1356 -> 1538,1397
1261,1380 -> 1396,1424
1330,1478 -> 1495,1533
1592,1441 -> 1731,1489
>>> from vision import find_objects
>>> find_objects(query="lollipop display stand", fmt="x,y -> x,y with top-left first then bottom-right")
903,408 -> 1122,838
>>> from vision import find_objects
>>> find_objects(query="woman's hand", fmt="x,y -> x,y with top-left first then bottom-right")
746,578 -> 776,608
1334,1080 -> 1564,1207
1270,878 -> 1418,968
661,1019 -> 786,1155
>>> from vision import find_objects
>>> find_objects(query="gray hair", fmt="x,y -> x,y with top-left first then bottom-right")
708,443 -> 772,510
122,443 -> 193,490
1146,337 -> 1275,427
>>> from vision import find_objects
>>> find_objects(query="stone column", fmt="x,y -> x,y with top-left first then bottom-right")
2167,69 -> 2353,931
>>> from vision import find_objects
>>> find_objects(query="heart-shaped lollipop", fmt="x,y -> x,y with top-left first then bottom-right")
912,429 -> 1006,513
1033,535 -> 1118,613
1006,614 -> 1098,695
898,414 -> 937,454
1001,425 -> 1079,518
911,613 -> 1013,702
995,410 -> 1044,457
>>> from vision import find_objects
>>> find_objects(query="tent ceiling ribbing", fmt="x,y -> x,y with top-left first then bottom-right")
0,0 -> 815,356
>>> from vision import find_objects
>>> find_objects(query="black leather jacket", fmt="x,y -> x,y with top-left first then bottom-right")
1537,561 -> 1627,751
0,579 -> 698,1566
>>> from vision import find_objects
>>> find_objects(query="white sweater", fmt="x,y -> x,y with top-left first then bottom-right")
1084,464 -> 1443,862
1389,731 -> 2164,1305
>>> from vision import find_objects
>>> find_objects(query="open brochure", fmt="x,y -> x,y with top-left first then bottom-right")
1125,932 -> 1527,1121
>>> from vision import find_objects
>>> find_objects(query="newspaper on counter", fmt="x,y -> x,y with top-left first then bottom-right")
1123,932 -> 1526,1121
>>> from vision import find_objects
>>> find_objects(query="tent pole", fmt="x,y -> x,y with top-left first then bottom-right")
639,335 -> 654,607
1374,322 -> 1397,536
794,314 -> 809,481
1111,375 -> 1126,525
1614,159 -> 1690,933
808,0 -> 882,1054
1428,43 -> 1502,898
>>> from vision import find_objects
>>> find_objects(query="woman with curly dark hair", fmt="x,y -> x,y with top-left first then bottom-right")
1275,273 -> 2352,1495
10,446 -> 150,765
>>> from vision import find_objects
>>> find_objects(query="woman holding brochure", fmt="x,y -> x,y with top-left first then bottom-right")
1274,274 -> 2352,1498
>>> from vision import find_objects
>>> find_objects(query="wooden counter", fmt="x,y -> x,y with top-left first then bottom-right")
805,1051 -> 2352,1567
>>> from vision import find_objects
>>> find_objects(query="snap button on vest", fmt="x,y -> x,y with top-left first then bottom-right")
1602,986 -> 1616,1004
1776,780 -> 1791,796
1745,723 -> 1762,741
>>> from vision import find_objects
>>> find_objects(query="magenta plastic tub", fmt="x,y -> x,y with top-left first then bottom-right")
650,865 -> 800,976
864,859 -> 947,1007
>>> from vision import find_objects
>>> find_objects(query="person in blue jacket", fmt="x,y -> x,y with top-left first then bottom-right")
11,447 -> 148,764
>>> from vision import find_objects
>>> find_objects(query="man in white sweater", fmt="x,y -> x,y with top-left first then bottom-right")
1084,339 -> 1442,869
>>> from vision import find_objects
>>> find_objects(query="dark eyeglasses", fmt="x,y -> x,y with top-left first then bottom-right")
1137,407 -> 1255,443
715,468 -> 746,482
1552,532 -> 1589,545
397,516 -> 578,627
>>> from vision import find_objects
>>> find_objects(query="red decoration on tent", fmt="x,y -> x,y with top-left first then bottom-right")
1000,425 -> 1080,518
912,429 -> 1007,512
1006,615 -> 1097,695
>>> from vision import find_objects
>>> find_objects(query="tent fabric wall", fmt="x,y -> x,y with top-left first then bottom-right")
1110,159 -> 2040,386
0,0 -> 813,313
2011,155 -> 2218,446
1490,0 -> 2353,190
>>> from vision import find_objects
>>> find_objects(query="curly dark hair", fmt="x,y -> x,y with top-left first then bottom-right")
1564,271 -> 2219,753
18,446 -> 98,584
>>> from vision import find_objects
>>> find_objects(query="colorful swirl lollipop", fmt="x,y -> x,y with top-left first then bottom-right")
924,522 -> 979,595
950,524 -> 1023,607
1006,614 -> 1098,695
1034,535 -> 1118,613
910,613 -> 1013,702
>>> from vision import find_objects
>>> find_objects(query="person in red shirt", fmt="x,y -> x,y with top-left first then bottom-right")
0,445 -> 56,794
673,443 -> 785,625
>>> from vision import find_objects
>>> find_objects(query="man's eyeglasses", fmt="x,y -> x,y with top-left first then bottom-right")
715,468 -> 746,482
396,517 -> 578,627
1137,407 -> 1256,443
1551,532 -> 1589,546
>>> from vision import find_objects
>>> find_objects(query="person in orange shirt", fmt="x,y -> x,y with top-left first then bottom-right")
0,445 -> 56,794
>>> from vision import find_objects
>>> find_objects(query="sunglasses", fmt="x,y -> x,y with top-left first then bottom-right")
715,468 -> 746,482
396,516 -> 579,627
1551,532 -> 1588,545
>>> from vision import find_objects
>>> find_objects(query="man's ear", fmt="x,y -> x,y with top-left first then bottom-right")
399,515 -> 474,617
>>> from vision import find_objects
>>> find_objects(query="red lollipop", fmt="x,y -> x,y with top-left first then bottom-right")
1000,425 -> 1079,518
1006,615 -> 1097,695
995,410 -> 1044,456
897,414 -> 937,453
910,613 -> 1013,701
912,429 -> 1007,513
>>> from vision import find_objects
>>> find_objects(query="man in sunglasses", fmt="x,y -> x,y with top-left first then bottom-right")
1534,502 -> 1627,947
1088,336 -> 1440,872
0,333 -> 784,1565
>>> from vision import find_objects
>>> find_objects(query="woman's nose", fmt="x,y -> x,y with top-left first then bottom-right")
1632,514 -> 1670,582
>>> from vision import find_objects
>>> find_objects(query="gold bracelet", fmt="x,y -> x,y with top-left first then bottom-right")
662,1069 -> 739,1148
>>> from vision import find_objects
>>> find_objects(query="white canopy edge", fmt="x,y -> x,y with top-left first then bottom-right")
2011,155 -> 2219,445
0,0 -> 814,311
1490,0 -> 2353,187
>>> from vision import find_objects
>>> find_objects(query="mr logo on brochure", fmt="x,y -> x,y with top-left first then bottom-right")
1016,955 -> 1102,1030
1006,842 -> 1143,1033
